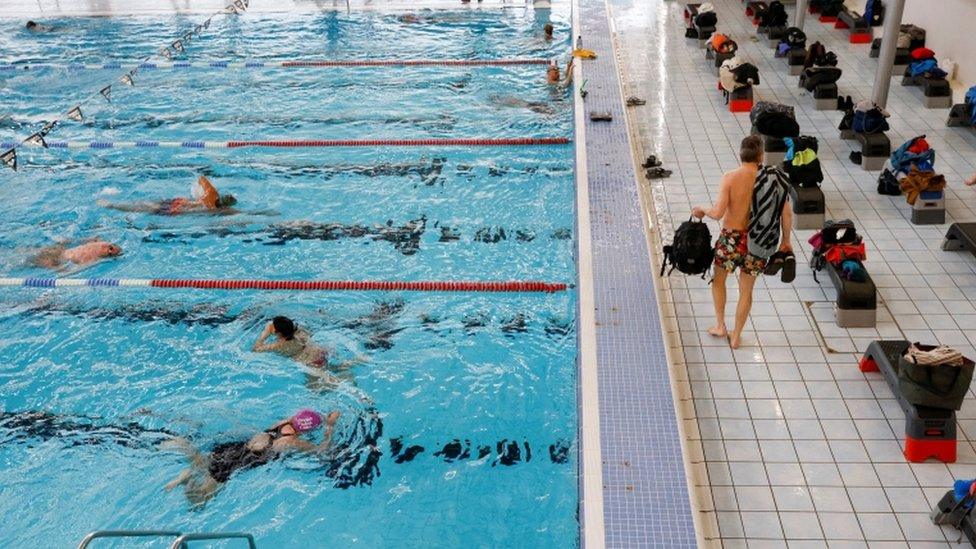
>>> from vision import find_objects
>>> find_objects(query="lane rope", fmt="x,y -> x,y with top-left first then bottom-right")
0,58 -> 550,71
1,137 -> 571,149
0,278 -> 569,293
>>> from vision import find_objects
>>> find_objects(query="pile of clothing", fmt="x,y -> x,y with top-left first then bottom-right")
899,166 -> 946,205
719,58 -> 760,102
759,0 -> 788,27
803,42 -> 837,69
775,27 -> 806,58
809,219 -> 867,282
895,24 -> 926,50
907,47 -> 947,79
839,99 -> 890,134
878,135 -> 937,196
783,136 -> 822,188
686,2 -> 716,37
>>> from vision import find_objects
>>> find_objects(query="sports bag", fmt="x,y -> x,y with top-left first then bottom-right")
802,67 -> 842,91
661,217 -> 714,278
877,169 -> 901,195
824,242 -> 866,265
785,27 -> 806,48
694,11 -> 718,28
898,344 -> 975,411
749,101 -> 795,127
755,112 -> 800,138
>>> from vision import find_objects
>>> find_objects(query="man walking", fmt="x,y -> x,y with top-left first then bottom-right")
692,135 -> 793,349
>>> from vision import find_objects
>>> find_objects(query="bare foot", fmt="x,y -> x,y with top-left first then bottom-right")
707,325 -> 728,338
966,175 -> 976,186
164,468 -> 191,491
729,333 -> 741,350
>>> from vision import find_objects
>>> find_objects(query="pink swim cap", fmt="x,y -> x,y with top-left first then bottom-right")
291,409 -> 323,433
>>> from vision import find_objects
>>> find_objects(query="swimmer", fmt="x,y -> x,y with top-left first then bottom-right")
546,60 -> 574,86
26,21 -> 54,32
97,175 -> 238,216
162,409 -> 340,505
398,13 -> 420,23
544,23 -> 554,41
490,94 -> 556,115
31,238 -> 122,271
252,316 -> 367,374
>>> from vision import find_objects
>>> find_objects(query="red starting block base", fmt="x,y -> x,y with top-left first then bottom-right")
858,356 -> 879,372
819,15 -> 837,23
850,32 -> 872,44
835,19 -> 850,29
729,99 -> 753,112
905,436 -> 956,463
745,6 -> 753,16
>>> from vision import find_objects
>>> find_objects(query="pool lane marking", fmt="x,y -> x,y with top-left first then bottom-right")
1,137 -> 570,150
0,58 -> 550,71
1,278 -> 570,293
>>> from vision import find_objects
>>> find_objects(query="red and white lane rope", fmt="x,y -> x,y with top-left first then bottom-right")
0,277 -> 569,293
1,137 -> 571,149
0,58 -> 549,71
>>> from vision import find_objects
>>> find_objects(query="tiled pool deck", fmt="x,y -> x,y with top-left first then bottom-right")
606,0 -> 976,546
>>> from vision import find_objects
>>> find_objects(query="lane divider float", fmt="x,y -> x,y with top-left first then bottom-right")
1,137 -> 570,149
0,58 -> 550,71
0,278 -> 570,293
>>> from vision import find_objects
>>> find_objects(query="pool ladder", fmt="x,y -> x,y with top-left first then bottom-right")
78,529 -> 256,548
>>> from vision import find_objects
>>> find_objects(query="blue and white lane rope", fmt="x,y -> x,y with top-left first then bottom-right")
0,137 -> 571,149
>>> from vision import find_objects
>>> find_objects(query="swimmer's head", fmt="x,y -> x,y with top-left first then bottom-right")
26,21 -> 37,29
216,193 -> 237,208
291,409 -> 323,433
544,23 -> 554,37
272,315 -> 297,340
547,64 -> 560,82
98,242 -> 123,257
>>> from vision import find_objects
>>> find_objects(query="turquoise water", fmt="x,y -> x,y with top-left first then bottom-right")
0,8 -> 578,548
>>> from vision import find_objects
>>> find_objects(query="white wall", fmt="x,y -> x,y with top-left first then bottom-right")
898,0 -> 976,90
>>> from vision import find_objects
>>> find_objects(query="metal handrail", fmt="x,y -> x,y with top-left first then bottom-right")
78,529 -> 183,549
78,529 -> 256,549
170,532 -> 257,549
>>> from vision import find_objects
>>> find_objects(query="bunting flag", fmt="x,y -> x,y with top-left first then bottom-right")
25,132 -> 47,148
0,1 -> 243,171
1,149 -> 16,171
67,106 -> 84,122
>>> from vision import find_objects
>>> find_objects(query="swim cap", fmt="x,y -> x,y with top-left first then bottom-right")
291,409 -> 322,432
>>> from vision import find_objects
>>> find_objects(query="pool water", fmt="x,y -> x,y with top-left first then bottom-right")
0,7 -> 578,548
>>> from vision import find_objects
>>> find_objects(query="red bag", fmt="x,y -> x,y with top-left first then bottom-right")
907,137 -> 930,154
825,243 -> 866,265
911,47 -> 935,61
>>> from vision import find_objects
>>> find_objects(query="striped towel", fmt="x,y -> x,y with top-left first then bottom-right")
747,165 -> 790,260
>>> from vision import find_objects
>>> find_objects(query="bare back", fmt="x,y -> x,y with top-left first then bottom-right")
719,163 -> 759,231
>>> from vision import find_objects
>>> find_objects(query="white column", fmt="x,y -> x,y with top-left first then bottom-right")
872,0 -> 907,108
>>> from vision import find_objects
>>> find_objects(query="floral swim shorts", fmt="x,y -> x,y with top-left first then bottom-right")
713,228 -> 767,276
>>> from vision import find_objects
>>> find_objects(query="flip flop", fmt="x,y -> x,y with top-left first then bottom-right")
626,96 -> 647,106
763,251 -> 787,275
780,252 -> 796,283
642,155 -> 662,168
645,167 -> 672,179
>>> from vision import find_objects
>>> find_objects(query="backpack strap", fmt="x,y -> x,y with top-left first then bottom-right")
660,245 -> 673,277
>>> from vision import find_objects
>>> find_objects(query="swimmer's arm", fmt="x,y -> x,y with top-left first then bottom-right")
198,176 -> 219,209
251,322 -> 278,352
562,60 -> 574,85
97,199 -> 153,213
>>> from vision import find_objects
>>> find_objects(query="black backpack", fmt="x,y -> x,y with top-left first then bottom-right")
661,218 -> 714,278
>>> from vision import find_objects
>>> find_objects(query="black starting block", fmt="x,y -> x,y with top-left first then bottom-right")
859,340 -> 957,463
855,132 -> 890,171
786,48 -> 806,75
826,260 -> 876,327
943,223 -> 976,257
923,78 -> 952,109
947,104 -> 975,127
788,184 -> 825,230
813,83 -> 838,110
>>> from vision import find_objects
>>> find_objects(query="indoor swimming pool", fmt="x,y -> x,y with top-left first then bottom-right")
0,7 -> 579,547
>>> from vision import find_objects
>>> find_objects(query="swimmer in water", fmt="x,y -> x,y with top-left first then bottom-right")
97,175 -> 239,216
547,60 -> 574,86
252,316 -> 367,374
31,239 -> 122,271
489,94 -> 556,115
162,409 -> 340,505
26,21 -> 54,32
544,23 -> 554,40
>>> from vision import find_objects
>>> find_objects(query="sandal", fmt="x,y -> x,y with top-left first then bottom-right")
763,251 -> 787,275
642,155 -> 662,168
626,96 -> 647,106
645,167 -> 672,179
780,252 -> 796,283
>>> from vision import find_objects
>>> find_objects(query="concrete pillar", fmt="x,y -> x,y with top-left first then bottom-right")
872,0 -> 907,108
794,0 -> 808,29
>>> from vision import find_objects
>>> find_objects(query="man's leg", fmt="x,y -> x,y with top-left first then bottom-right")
708,267 -> 729,337
730,272 -> 758,349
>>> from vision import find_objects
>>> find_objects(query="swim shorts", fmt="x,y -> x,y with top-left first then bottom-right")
713,228 -> 766,275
